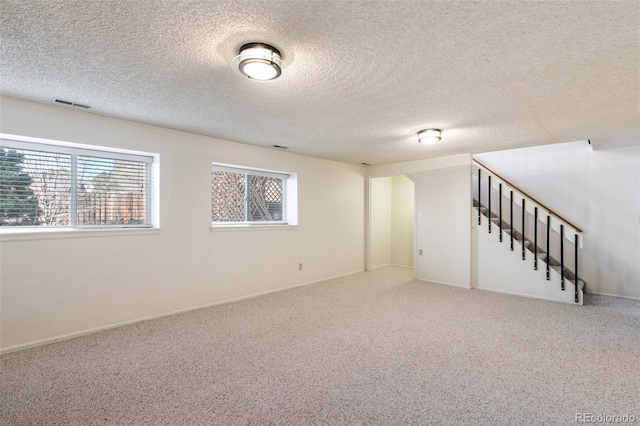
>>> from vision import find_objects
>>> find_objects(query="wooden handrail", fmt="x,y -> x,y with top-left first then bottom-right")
473,158 -> 583,233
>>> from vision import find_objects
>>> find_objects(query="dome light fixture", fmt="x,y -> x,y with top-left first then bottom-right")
232,42 -> 286,81
418,129 -> 442,144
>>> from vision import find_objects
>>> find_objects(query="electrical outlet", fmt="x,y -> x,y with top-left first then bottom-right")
419,249 -> 423,256
299,263 -> 303,271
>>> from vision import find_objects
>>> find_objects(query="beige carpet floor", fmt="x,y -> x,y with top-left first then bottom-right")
1,267 -> 639,425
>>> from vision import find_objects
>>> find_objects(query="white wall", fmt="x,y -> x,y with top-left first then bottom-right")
0,96 -> 366,352
475,141 -> 640,299
390,175 -> 414,268
368,154 -> 470,178
412,166 -> 471,287
370,177 -> 392,269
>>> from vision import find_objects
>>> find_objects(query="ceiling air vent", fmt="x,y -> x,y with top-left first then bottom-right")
54,98 -> 91,109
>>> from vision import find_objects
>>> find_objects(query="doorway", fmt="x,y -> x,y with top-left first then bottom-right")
367,175 -> 415,271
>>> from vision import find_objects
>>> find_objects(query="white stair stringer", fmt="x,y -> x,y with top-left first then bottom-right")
472,214 -> 583,305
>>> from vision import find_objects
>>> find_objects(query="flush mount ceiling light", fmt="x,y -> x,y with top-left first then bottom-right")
418,129 -> 442,144
232,42 -> 286,81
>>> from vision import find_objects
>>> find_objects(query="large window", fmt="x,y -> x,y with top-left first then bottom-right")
211,163 -> 296,226
0,137 -> 156,230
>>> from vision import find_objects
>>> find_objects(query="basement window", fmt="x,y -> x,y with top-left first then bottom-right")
0,135 -> 158,232
211,163 -> 297,228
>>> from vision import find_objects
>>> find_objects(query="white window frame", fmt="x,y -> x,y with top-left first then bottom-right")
0,133 -> 159,236
211,162 -> 297,230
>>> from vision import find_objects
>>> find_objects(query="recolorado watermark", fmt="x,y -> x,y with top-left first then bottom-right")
576,413 -> 637,424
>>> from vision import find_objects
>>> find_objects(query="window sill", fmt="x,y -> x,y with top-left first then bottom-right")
0,227 -> 161,242
210,224 -> 298,232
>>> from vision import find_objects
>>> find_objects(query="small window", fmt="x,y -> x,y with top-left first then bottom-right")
211,164 -> 296,226
0,137 -> 156,230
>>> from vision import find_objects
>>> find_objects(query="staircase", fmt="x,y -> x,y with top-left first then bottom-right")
472,159 -> 586,305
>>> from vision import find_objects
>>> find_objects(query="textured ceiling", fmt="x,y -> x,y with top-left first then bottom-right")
1,0 -> 638,165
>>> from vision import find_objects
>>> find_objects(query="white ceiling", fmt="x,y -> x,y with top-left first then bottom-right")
1,0 -> 638,165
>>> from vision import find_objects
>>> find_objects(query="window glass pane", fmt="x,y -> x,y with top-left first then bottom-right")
77,156 -> 147,225
248,175 -> 283,221
1,139 -> 154,230
0,147 -> 71,226
211,171 -> 246,222
211,166 -> 286,224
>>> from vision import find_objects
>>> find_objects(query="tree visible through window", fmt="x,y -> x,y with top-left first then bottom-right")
211,165 -> 287,224
0,148 -> 42,226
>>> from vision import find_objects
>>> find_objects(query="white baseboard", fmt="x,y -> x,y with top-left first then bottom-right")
371,264 -> 413,270
371,264 -> 391,270
474,286 -> 571,304
416,277 -> 471,289
0,269 -> 365,355
586,291 -> 640,301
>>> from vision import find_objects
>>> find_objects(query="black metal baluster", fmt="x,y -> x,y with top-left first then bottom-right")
534,207 -> 538,270
488,175 -> 492,233
546,215 -> 550,280
510,191 -> 514,251
521,198 -> 526,260
560,224 -> 565,290
499,183 -> 503,242
478,169 -> 481,225
574,233 -> 579,303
